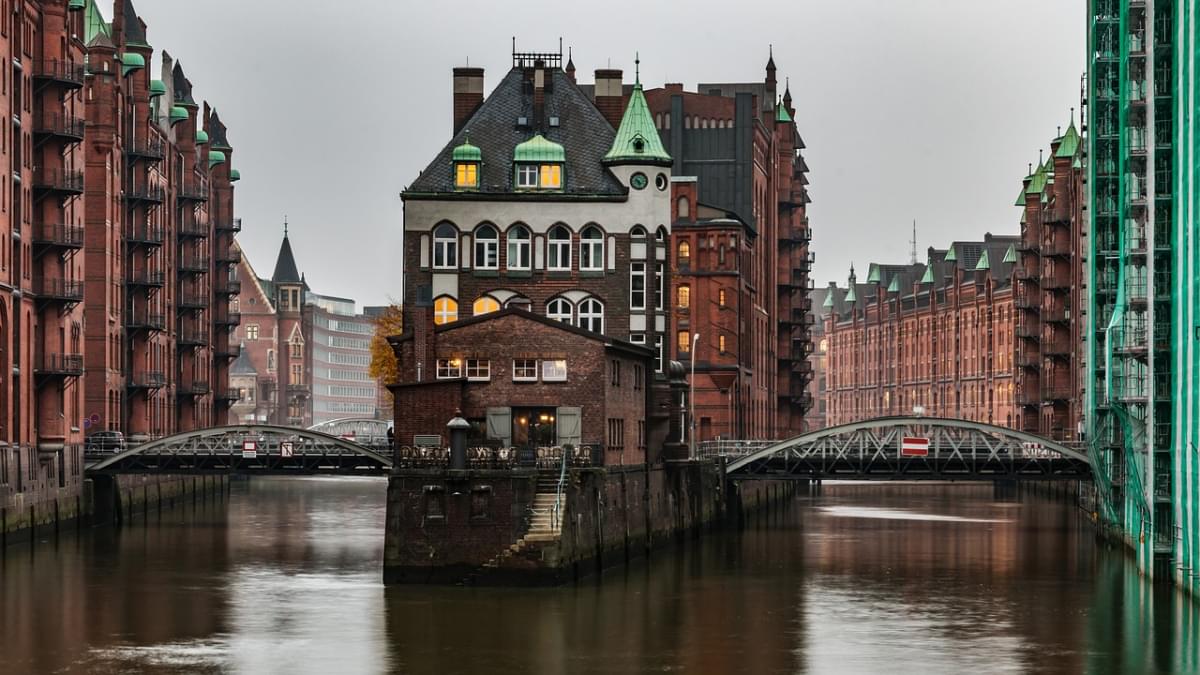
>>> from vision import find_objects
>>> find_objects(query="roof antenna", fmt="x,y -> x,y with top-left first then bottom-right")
283,215 -> 288,237
910,219 -> 917,265
559,37 -> 563,58
635,52 -> 640,85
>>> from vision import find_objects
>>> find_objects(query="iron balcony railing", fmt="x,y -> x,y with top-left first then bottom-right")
215,218 -> 242,233
178,257 -> 210,274
1014,293 -> 1039,310
125,226 -> 165,246
127,271 -> 166,287
1016,388 -> 1042,407
1016,351 -> 1041,369
126,135 -> 165,160
1042,306 -> 1069,323
177,330 -> 208,347
178,294 -> 209,310
216,249 -> 242,265
215,388 -> 241,403
32,59 -> 85,87
125,312 -> 166,331
178,218 -> 209,238
177,381 -> 210,396
1043,381 -> 1073,401
32,168 -> 84,194
1044,338 -> 1073,357
1042,239 -> 1072,257
33,114 -> 86,141
215,279 -> 242,295
393,444 -> 601,471
215,310 -> 241,326
34,353 -> 84,377
33,223 -> 84,250
34,278 -> 84,303
129,371 -> 167,389
125,184 -> 165,203
178,182 -> 208,201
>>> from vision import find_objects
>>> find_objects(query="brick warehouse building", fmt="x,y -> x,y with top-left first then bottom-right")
823,234 -> 1020,426
1,0 -> 242,536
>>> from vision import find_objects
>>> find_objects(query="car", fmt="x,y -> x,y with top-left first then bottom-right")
85,430 -> 126,455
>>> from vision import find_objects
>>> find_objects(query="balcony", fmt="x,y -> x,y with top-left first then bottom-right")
178,294 -> 209,310
1043,381 -> 1072,401
215,218 -> 242,233
177,381 -> 211,397
128,371 -> 167,389
215,279 -> 242,295
125,184 -> 165,203
287,382 -> 311,396
178,182 -> 208,202
1043,239 -> 1072,257
32,168 -> 84,196
178,257 -> 209,274
1042,306 -> 1070,323
34,353 -> 84,378
215,344 -> 240,360
1016,239 -> 1040,254
33,114 -> 85,143
1015,321 -> 1039,339
1013,267 -> 1038,282
178,218 -> 209,238
216,249 -> 242,265
1044,338 -> 1073,358
1043,274 -> 1072,291
32,224 -> 84,252
215,310 -> 241,326
34,278 -> 84,304
125,312 -> 166,332
32,59 -> 85,88
1016,351 -> 1041,369
127,271 -> 166,288
1016,388 -> 1042,407
1014,293 -> 1039,310
125,226 -> 165,247
177,330 -> 209,347
215,388 -> 240,405
126,135 -> 165,161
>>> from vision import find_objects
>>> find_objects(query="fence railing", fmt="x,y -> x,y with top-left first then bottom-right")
393,444 -> 600,470
695,439 -> 775,460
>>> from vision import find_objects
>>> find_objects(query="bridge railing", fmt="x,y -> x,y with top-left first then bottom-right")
393,445 -> 599,470
695,439 -> 775,460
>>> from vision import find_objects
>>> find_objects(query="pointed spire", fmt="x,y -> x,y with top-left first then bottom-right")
920,263 -> 935,284
887,276 -> 901,293
603,56 -> 671,166
634,51 -> 640,85
565,46 -> 575,81
974,249 -> 991,271
767,44 -> 776,71
866,264 -> 880,284
272,219 -> 301,285
1002,244 -> 1018,264
823,290 -> 835,308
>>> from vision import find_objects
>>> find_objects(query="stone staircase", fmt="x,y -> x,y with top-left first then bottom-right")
460,475 -> 563,584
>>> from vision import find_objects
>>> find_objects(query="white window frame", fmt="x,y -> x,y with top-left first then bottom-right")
433,223 -> 458,269
548,225 -> 571,271
436,358 -> 461,379
513,358 -> 538,382
655,262 -> 665,310
541,359 -> 567,382
629,333 -> 646,346
465,358 -> 490,381
580,226 -> 604,271
474,224 -> 499,269
506,225 -> 531,270
547,297 -> 573,324
630,262 -> 646,310
516,164 -> 538,188
577,297 -> 604,334
654,335 -> 664,373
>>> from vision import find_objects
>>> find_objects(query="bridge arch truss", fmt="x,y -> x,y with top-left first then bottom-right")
725,417 -> 1091,481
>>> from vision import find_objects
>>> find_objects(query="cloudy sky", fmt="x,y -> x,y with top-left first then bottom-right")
131,0 -> 1085,306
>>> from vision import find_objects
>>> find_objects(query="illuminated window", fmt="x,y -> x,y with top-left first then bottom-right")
678,240 -> 690,262
290,363 -> 304,385
677,285 -> 690,309
474,224 -> 498,269
542,359 -> 567,381
678,330 -> 691,353
455,162 -> 478,188
473,296 -> 500,316
506,225 -> 531,270
436,358 -> 462,379
718,289 -> 726,307
580,226 -> 604,271
547,297 -> 573,324
548,225 -> 571,270
719,335 -> 727,352
539,164 -> 562,188
433,297 -> 458,325
245,324 -> 259,340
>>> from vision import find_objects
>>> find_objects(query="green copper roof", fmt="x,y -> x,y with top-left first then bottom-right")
120,52 -> 144,76
451,138 -> 482,162
920,264 -> 935,284
84,0 -> 111,45
845,284 -> 857,303
975,249 -> 991,271
603,77 -> 671,166
208,150 -> 226,168
1025,162 -> 1047,195
1056,121 -> 1080,158
514,134 -> 565,163
69,0 -> 85,10
195,129 -> 209,144
887,276 -> 900,293
776,102 -> 793,123
1002,244 -> 1017,264
169,106 -> 189,126
149,79 -> 167,98
866,264 -> 880,284
1015,185 -> 1027,206
230,169 -> 241,182
1072,155 -> 1082,170
823,292 -> 834,308
944,246 -> 957,263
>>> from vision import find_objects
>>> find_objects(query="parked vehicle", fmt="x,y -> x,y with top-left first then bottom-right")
85,431 -> 126,455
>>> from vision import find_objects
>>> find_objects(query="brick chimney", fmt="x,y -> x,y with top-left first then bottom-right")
594,69 -> 624,128
452,67 -> 485,135
532,60 -> 547,130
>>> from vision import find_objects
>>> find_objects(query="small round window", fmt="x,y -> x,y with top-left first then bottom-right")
630,172 -> 648,190
655,173 -> 668,191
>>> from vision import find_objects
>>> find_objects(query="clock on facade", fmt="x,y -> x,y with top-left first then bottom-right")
630,172 -> 648,190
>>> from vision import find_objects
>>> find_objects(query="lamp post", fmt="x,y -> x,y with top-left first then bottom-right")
690,332 -> 700,459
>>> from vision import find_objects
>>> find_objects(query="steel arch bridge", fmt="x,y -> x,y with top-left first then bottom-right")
86,425 -> 393,475
724,417 -> 1091,482
307,417 -> 390,447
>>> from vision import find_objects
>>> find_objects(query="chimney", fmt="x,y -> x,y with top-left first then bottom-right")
533,60 -> 546,130
452,67 -> 485,135
594,69 -> 624,128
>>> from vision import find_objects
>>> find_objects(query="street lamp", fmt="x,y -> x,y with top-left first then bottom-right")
690,332 -> 700,459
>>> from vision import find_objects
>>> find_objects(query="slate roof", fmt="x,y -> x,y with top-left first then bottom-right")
208,109 -> 231,151
272,233 -> 302,284
173,62 -> 196,107
230,344 -> 256,375
123,0 -> 148,47
405,68 -> 625,197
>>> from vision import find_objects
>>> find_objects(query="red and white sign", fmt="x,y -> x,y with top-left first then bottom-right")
900,436 -> 930,457
242,439 -> 258,459
280,441 -> 294,458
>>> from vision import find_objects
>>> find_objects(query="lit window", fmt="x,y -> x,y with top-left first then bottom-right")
678,330 -> 691,353
473,296 -> 500,316
539,164 -> 562,188
433,222 -> 458,269
630,262 -> 646,310
542,359 -> 567,382
516,164 -> 538,188
678,240 -> 690,262
465,359 -> 490,381
290,342 -> 302,358
719,335 -> 727,353
718,289 -> 726,307
474,224 -> 498,269
548,225 -> 571,271
433,297 -> 458,325
580,226 -> 604,271
547,297 -> 573,324
245,324 -> 259,340
506,225 -> 531,270
513,359 -> 538,381
678,285 -> 690,309
455,162 -> 478,188
290,364 -> 304,385
577,298 -> 604,333
436,358 -> 462,379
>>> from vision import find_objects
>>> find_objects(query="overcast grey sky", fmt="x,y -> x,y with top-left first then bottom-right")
132,0 -> 1084,306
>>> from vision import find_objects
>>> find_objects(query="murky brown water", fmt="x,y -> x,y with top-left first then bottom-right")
2,478 -> 1198,674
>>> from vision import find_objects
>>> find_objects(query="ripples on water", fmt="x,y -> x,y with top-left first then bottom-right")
1,478 -> 1197,674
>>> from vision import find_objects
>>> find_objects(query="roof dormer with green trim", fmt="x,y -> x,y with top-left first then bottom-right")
974,249 -> 991,271
866,264 -> 880,284
452,135 -> 482,190
887,276 -> 901,293
603,60 -> 671,167
776,102 -> 793,123
514,134 -> 565,191
1055,118 -> 1080,159
920,263 -> 935,284
1002,244 -> 1017,264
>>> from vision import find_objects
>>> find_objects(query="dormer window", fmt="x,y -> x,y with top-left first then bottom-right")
451,137 -> 482,190
513,134 -> 565,191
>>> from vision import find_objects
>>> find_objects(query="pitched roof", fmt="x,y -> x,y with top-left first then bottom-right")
230,344 -> 256,375
173,62 -> 196,107
272,232 -> 302,284
406,68 -> 625,197
122,0 -> 149,47
604,79 -> 671,166
208,108 -> 231,151
1055,121 -> 1080,158
426,308 -> 654,359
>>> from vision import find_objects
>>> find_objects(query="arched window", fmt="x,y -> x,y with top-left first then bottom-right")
474,224 -> 498,269
577,298 -> 604,333
655,226 -> 668,242
580,226 -> 604,271
473,296 -> 500,316
433,223 -> 458,269
677,196 -> 690,219
547,297 -> 573,324
630,225 -> 647,239
506,225 -> 531,270
655,113 -> 663,129
548,225 -> 571,271
677,284 -> 690,309
677,240 -> 691,263
434,296 -> 458,325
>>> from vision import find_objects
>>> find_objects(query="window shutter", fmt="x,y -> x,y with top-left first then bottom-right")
486,407 -> 511,446
556,406 -> 582,447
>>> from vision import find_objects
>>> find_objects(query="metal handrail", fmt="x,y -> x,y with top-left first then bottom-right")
552,443 -> 569,531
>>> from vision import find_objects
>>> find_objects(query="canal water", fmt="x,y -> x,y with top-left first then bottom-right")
2,478 -> 1198,674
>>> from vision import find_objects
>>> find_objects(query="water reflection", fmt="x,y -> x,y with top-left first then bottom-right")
1,479 -> 1197,674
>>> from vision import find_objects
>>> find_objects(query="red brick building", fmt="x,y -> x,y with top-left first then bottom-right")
824,234 -> 1020,427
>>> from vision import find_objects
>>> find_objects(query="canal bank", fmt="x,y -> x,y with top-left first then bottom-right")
383,460 -> 796,585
